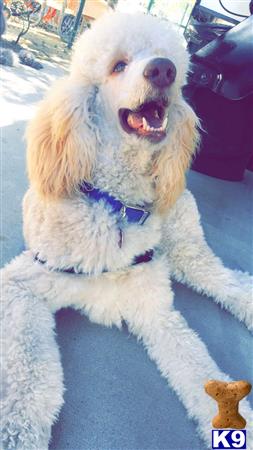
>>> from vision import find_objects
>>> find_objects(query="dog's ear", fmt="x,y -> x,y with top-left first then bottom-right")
26,78 -> 98,199
153,99 -> 199,213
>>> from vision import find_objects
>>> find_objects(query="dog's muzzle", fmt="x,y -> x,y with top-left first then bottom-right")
118,96 -> 170,143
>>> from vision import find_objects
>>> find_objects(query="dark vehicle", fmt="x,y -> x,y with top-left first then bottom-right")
184,0 -> 253,180
184,0 -> 239,54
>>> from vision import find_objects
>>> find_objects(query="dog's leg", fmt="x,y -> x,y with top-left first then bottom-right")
120,268 -> 253,449
1,257 -> 64,450
162,190 -> 253,331
2,251 -> 122,327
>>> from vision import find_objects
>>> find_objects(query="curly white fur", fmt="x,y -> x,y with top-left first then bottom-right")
1,11 -> 252,450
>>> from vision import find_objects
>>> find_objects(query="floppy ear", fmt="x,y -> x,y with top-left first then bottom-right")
153,99 -> 199,213
26,78 -> 98,199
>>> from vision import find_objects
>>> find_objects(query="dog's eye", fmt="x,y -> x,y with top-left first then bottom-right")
112,61 -> 127,73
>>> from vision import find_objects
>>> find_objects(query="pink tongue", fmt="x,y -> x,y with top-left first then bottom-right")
127,112 -> 143,130
127,111 -> 163,130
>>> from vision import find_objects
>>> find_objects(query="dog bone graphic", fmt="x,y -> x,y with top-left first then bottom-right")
204,380 -> 252,429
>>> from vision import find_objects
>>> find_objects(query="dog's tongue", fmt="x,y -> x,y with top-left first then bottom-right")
127,111 -> 162,130
127,112 -> 143,130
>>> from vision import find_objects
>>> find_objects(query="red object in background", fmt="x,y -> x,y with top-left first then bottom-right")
43,6 -> 57,22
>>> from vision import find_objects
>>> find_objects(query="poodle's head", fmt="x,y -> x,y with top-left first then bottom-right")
27,12 -> 199,212
71,13 -> 190,146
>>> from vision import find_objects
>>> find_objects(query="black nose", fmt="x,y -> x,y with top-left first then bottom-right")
143,57 -> 177,88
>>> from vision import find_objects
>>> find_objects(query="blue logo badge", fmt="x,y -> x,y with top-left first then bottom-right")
212,430 -> 246,449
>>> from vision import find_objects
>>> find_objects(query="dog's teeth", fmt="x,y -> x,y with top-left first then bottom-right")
142,117 -> 165,133
162,117 -> 168,130
142,117 -> 148,130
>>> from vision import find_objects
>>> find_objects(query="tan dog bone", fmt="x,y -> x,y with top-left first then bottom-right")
204,380 -> 252,429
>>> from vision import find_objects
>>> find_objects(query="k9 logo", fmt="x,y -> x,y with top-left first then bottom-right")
212,430 -> 246,449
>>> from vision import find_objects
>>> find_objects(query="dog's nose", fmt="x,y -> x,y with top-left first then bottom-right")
143,58 -> 176,88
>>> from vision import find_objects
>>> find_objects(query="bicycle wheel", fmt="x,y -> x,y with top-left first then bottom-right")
59,13 -> 75,43
10,0 -> 25,17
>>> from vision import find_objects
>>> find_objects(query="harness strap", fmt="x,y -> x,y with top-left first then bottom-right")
34,249 -> 154,275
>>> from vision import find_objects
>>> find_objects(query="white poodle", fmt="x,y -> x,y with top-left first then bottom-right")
1,12 -> 252,450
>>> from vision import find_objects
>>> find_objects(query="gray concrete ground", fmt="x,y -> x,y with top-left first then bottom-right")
1,60 -> 253,450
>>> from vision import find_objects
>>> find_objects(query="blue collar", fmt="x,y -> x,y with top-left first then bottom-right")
80,182 -> 151,225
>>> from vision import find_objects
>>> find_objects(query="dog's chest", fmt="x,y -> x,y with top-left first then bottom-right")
23,188 -> 164,276
93,149 -> 156,206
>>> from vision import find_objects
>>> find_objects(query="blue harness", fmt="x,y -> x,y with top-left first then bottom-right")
34,183 -> 154,274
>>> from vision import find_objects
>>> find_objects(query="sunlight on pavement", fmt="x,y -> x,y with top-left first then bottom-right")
0,62 -> 66,126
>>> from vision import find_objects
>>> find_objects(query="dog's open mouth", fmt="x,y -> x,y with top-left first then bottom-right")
118,98 -> 168,143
